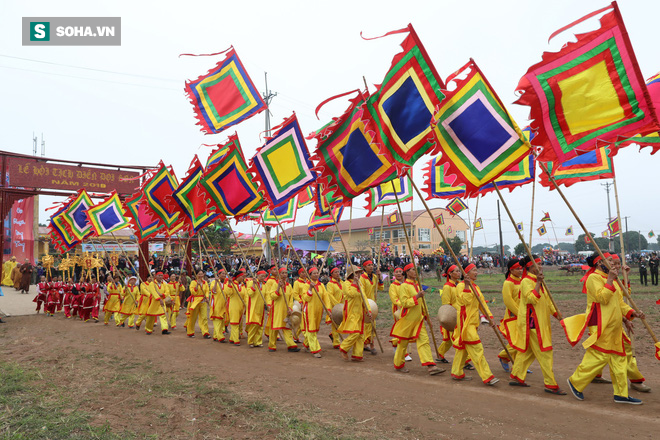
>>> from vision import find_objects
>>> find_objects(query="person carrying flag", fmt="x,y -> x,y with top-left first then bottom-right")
359,260 -> 383,354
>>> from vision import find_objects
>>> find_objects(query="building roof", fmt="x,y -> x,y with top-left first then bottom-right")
285,207 -> 467,236
277,240 -> 334,252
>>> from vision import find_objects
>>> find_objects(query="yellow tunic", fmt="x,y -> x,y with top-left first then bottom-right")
187,280 -> 209,312
325,279 -> 344,308
2,260 -> 16,286
168,281 -> 184,312
499,275 -> 522,344
119,285 -> 139,315
388,280 -> 402,316
511,274 -> 557,352
246,280 -> 265,326
147,281 -> 168,316
210,279 -> 228,320
263,276 -> 278,306
302,281 -> 325,332
293,278 -> 309,303
227,281 -> 246,325
136,282 -> 153,315
390,280 -> 425,340
453,282 -> 492,349
359,273 -> 382,301
337,281 -> 365,334
269,282 -> 294,330
103,282 -> 122,313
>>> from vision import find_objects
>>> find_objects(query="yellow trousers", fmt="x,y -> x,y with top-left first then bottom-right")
135,314 -> 146,327
247,324 -> 263,346
145,315 -> 169,334
186,303 -> 209,337
339,332 -> 365,359
498,345 -> 518,363
230,323 -> 241,344
304,331 -> 321,354
170,311 -> 179,328
269,328 -> 295,350
437,327 -> 454,359
570,347 -> 628,398
211,318 -> 226,341
364,322 -> 373,345
103,311 -> 113,325
452,342 -> 494,383
509,329 -> 557,389
331,327 -> 341,348
595,339 -> 645,382
394,325 -> 434,369
116,313 -> 135,327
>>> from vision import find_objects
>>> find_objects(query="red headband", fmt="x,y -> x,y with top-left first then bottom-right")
362,260 -> 373,267
510,262 -> 522,270
464,263 -> 476,273
611,254 -> 620,260
525,258 -> 541,268
298,267 -> 305,276
156,272 -> 163,276
308,267 -> 317,274
330,267 -> 340,274
393,266 -> 404,272
404,263 -> 415,272
444,264 -> 458,278
257,270 -> 267,276
279,267 -> 288,274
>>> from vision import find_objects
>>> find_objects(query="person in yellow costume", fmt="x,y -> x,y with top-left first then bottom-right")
186,270 -> 210,338
2,256 -> 17,286
209,269 -> 229,342
325,267 -> 344,349
144,272 -> 170,335
359,260 -> 383,354
390,264 -> 445,375
227,271 -> 247,346
591,255 -> 650,393
135,275 -> 154,331
103,274 -> 122,325
246,270 -> 267,348
508,256 -> 565,395
451,263 -> 499,385
339,265 -> 370,362
292,267 -> 310,342
436,264 -> 461,364
168,274 -> 185,329
388,267 -> 412,361
262,265 -> 279,340
498,259 -> 523,372
302,267 -> 329,358
564,252 -> 645,404
117,276 -> 139,328
267,267 -> 300,352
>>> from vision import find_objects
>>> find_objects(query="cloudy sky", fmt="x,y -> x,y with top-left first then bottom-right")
1,0 -> 658,249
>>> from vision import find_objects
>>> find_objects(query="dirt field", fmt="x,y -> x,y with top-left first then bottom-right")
1,275 -> 659,439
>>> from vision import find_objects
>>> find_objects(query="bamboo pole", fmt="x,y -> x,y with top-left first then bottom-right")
375,206 -> 385,281
469,196 -> 480,261
529,176 -> 536,249
408,174 -> 516,364
393,176 -> 440,357
201,229 -> 246,309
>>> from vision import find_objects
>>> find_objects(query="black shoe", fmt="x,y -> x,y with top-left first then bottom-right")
464,363 -> 475,370
162,330 -> 171,335
120,323 -> 125,328
288,347 -> 301,352
203,334 -> 211,339
436,357 -> 449,364
0,318 -> 5,323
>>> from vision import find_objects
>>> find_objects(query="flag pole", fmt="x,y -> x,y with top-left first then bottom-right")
394,173 -> 440,357
408,172 -> 516,364
201,229 -> 246,309
469,195 -> 480,261
375,206 -> 385,276
493,185 -> 563,319
465,196 -> 472,261
529,175 -> 536,249
329,216 -> 384,353
538,161 -> 658,350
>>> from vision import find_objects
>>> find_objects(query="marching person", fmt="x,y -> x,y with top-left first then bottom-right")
325,267 -> 344,349
145,272 -> 170,335
62,279 -> 74,319
302,267 -> 327,358
246,270 -> 267,348
103,274 -> 122,325
34,275 -> 49,314
565,253 -> 644,404
135,275 -> 154,331
210,269 -> 229,342
168,273 -> 185,329
388,266 -> 412,362
117,276 -> 139,328
338,265 -> 369,362
45,277 -> 60,317
390,264 -> 444,375
451,263 -> 499,385
89,276 -> 102,322
267,267 -> 300,352
228,270 -> 247,346
359,260 -> 383,354
263,265 -> 279,341
292,267 -> 310,342
498,259 -> 523,372
186,270 -> 210,338
436,264 -> 461,364
508,256 -> 565,395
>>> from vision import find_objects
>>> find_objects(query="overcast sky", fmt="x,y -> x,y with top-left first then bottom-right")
1,0 -> 658,250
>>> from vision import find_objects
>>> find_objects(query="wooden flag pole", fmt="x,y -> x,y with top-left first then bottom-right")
469,196 -> 480,261
329,219 -> 384,353
375,206 -> 385,275
223,226 -> 269,310
493,185 -> 563,320
408,173 -> 516,364
204,228 -> 247,309
529,176 -> 536,249
612,175 -> 630,288
272,213 -> 344,338
198,233 -> 227,304
538,161 -> 658,345
393,175 -> 440,357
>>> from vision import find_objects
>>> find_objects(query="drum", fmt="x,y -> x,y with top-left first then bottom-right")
331,303 -> 344,326
393,307 -> 402,321
364,299 -> 378,322
438,304 -> 457,332
164,296 -> 173,306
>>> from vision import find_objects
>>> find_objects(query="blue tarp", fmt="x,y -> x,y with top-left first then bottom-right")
278,240 -> 334,252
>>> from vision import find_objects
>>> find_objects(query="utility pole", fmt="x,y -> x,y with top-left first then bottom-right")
262,72 -> 278,264
497,200 -> 505,273
32,132 -> 38,156
601,182 -> 614,251
41,133 -> 45,157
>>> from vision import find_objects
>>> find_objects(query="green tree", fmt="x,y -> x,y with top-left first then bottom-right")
557,242 -> 575,253
531,242 -> 553,254
440,236 -> 463,256
203,220 -> 233,253
513,243 -> 526,256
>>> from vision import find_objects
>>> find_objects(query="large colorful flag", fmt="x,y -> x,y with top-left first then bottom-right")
48,203 -> 80,254
307,205 -> 344,236
124,192 -> 164,242
184,47 -> 266,135
201,134 -> 266,218
515,3 -> 660,163
608,217 -> 620,237
261,196 -> 298,226
446,197 -> 467,216
421,156 -> 466,200
86,191 -> 130,237
297,187 -> 314,209
249,113 -> 317,209
364,176 -> 413,217
205,135 -> 238,169
539,147 -> 614,189
614,72 -> 660,154
476,154 -> 535,196
432,60 -> 531,196
170,156 -> 220,233
311,90 -> 397,203
537,225 -> 547,236
63,189 -> 94,241
140,162 -> 181,233
541,212 -> 551,222
363,24 -> 445,170
566,226 -> 574,236
314,182 -> 344,216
